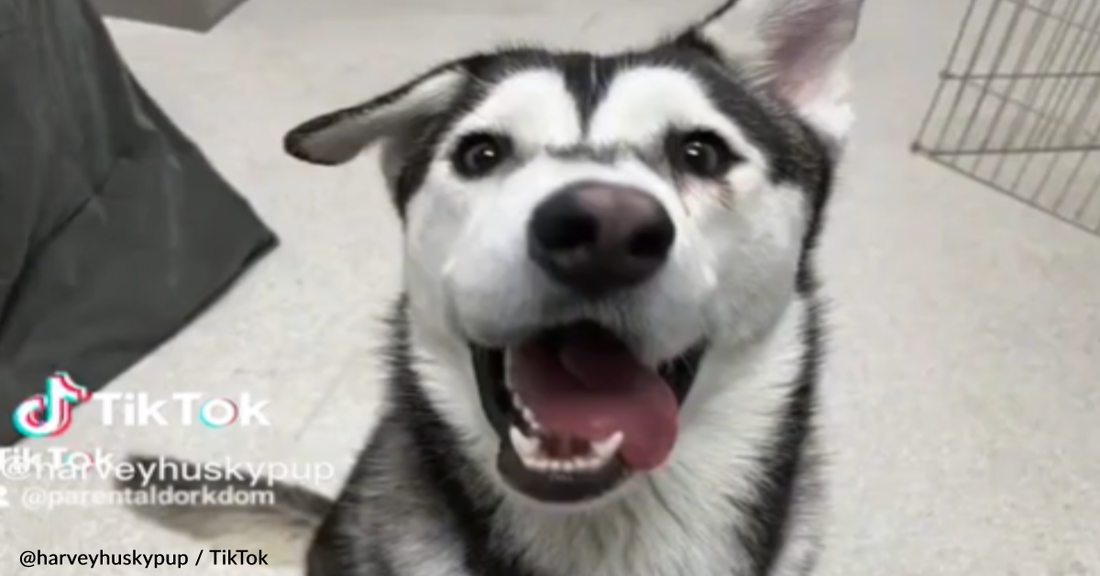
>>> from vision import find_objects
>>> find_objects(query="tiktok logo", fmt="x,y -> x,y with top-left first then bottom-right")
11,372 -> 270,438
11,372 -> 92,439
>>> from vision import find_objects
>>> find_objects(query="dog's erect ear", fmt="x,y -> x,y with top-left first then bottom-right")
283,64 -> 466,166
679,0 -> 864,139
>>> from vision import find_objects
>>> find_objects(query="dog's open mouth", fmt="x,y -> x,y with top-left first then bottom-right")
472,320 -> 700,504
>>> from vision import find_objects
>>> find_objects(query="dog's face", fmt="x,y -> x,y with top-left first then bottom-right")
285,0 -> 862,508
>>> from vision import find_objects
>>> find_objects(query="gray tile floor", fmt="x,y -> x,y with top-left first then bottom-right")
2,0 -> 1098,574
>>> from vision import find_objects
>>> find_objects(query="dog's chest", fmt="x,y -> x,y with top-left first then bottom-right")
497,492 -> 746,576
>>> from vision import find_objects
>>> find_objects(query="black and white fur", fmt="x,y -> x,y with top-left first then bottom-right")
119,1 -> 864,574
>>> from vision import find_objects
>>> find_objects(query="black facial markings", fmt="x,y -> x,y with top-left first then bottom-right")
389,51 -> 543,217
392,112 -> 453,219
390,43 -> 832,226
391,49 -> 571,217
558,52 -> 619,133
389,44 -> 838,333
640,43 -> 839,275
390,80 -> 477,218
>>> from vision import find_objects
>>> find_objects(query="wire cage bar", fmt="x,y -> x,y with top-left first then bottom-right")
912,0 -> 1100,236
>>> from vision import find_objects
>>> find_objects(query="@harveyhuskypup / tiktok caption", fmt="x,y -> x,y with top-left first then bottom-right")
20,548 -> 270,569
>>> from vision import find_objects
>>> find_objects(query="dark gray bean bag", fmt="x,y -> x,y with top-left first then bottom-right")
0,0 -> 277,445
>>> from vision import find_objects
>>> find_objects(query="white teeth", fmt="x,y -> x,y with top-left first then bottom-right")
510,392 -> 543,431
510,426 -> 541,461
592,431 -> 624,461
521,408 -> 542,431
511,429 -> 625,474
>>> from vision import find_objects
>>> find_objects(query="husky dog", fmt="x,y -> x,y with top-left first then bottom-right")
119,1 -> 864,574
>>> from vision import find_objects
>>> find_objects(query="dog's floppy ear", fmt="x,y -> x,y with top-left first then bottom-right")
678,0 -> 865,140
283,63 -> 466,166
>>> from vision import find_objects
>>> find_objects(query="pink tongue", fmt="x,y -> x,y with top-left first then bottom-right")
509,330 -> 678,471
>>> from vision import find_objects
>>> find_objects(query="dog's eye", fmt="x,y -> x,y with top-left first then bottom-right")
451,133 -> 512,178
671,131 -> 738,178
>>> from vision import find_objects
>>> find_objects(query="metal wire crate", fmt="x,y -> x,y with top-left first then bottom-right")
912,0 -> 1100,235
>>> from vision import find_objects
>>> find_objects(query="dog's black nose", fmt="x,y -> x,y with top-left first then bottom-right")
528,182 -> 676,295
